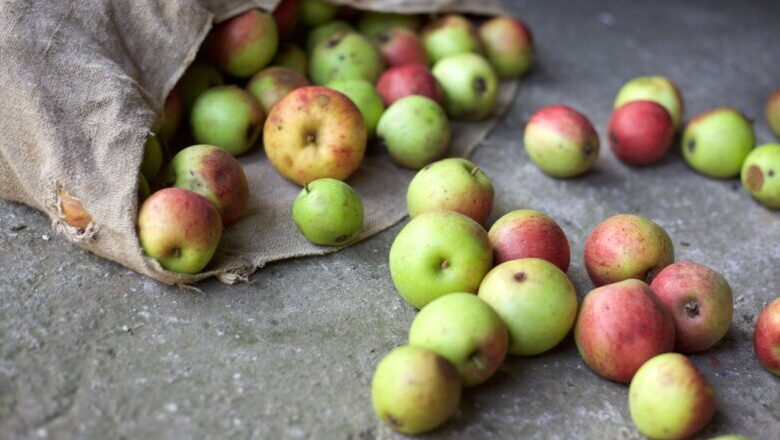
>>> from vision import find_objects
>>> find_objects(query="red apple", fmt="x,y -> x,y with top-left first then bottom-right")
488,209 -> 570,271
754,297 -> 780,376
650,261 -> 733,353
204,9 -> 279,78
375,65 -> 442,106
373,27 -> 429,68
273,0 -> 299,37
575,279 -> 675,383
608,100 -> 675,166
478,16 -> 534,78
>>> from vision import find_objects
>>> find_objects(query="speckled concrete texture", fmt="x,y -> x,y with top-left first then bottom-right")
1,0 -> 779,439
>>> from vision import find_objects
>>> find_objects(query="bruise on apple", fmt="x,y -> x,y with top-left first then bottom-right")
746,165 -> 764,191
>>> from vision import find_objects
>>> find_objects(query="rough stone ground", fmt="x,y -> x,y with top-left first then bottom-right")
2,0 -> 780,438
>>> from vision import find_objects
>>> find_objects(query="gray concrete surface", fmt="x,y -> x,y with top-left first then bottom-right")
2,0 -> 780,438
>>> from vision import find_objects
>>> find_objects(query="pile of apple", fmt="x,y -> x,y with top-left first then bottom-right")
134,0 -> 535,274
370,157 -> 780,437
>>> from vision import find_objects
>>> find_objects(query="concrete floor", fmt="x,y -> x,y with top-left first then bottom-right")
2,0 -> 780,438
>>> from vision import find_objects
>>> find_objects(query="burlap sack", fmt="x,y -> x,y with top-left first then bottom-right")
0,0 -> 517,285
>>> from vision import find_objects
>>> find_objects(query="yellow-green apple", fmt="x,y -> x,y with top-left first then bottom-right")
575,279 -> 675,383
608,100 -> 675,166
524,105 -> 599,178
682,107 -> 755,178
650,261 -> 733,352
432,53 -> 499,121
137,188 -> 222,274
298,0 -> 338,28
754,297 -> 780,376
141,135 -> 163,181
376,64 -> 442,106
358,11 -> 420,38
584,213 -> 674,286
306,20 -> 353,53
389,210 -> 492,309
377,96 -> 450,169
629,353 -> 716,439
409,292 -> 508,387
158,87 -> 183,146
373,28 -> 429,68
371,345 -> 461,435
767,88 -> 780,137
309,31 -> 384,85
58,189 -> 91,230
614,76 -> 684,129
326,79 -> 384,138
741,144 -> 780,209
406,158 -> 492,224
421,15 -> 482,64
190,85 -> 265,156
292,178 -> 363,245
203,9 -> 278,78
272,0 -> 298,37
271,43 -> 307,76
247,66 -> 309,114
164,145 -> 249,226
488,209 -> 570,271
478,16 -> 534,78
177,62 -> 224,112
263,86 -> 366,185
478,258 -> 578,355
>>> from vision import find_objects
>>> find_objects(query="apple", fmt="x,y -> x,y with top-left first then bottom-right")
584,213 -> 674,286
682,107 -> 755,178
421,15 -> 482,64
754,297 -> 780,376
137,188 -> 222,274
488,209 -> 570,271
357,11 -> 420,38
408,292 -> 508,387
608,100 -> 675,166
326,79 -> 384,138
373,27 -> 429,68
389,210 -> 492,309
263,86 -> 366,185
309,31 -> 384,85
158,87 -> 183,146
575,279 -> 675,383
247,66 -> 309,114
375,64 -> 442,106
292,178 -> 363,245
273,0 -> 299,37
298,0 -> 338,28
767,88 -> 780,137
432,53 -> 499,121
58,189 -> 91,230
371,345 -> 461,435
650,261 -> 733,353
177,62 -> 224,112
478,258 -> 578,356
141,135 -> 163,181
629,353 -> 716,439
190,85 -> 265,156
164,145 -> 249,226
376,96 -> 450,169
708,436 -> 750,440
614,75 -> 684,129
741,143 -> 780,209
203,9 -> 278,78
306,20 -> 353,53
478,16 -> 534,78
271,43 -> 307,76
523,105 -> 599,178
138,174 -> 150,202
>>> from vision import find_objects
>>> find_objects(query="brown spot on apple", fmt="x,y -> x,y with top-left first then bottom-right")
746,165 -> 764,191
513,272 -> 527,282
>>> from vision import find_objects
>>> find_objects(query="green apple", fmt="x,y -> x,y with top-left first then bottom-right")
357,11 -> 420,38
309,31 -> 384,85
271,43 -> 308,76
371,345 -> 461,435
406,158 -> 493,225
409,292 -> 507,387
247,67 -> 309,114
292,178 -> 363,246
203,9 -> 278,78
376,96 -> 450,168
390,211 -> 492,309
141,135 -> 163,181
306,20 -> 353,53
741,144 -> 780,209
326,79 -> 385,138
478,258 -> 578,355
422,15 -> 482,63
178,62 -> 224,112
432,53 -> 499,121
629,353 -> 716,439
682,107 -> 755,178
299,0 -> 338,28
614,76 -> 684,129
190,86 -> 265,156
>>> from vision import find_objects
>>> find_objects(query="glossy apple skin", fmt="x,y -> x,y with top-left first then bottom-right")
523,105 -> 599,178
272,0 -> 298,37
204,9 -> 279,78
681,107 -> 755,178
478,16 -> 534,78
421,15 -> 482,64
575,279 -> 675,383
609,100 -> 675,166
584,213 -> 674,286
650,261 -> 733,353
754,297 -> 780,376
767,88 -> 780,137
488,209 -> 570,271
164,145 -> 249,226
190,85 -> 265,156
433,53 -> 499,121
247,66 -> 309,114
263,86 -> 366,185
629,353 -> 716,440
373,28 -> 429,68
377,96 -> 450,169
292,178 -> 364,246
614,75 -> 684,130
375,64 -> 442,107
137,188 -> 222,274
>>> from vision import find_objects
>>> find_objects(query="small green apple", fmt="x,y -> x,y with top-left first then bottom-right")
309,31 -> 385,85
190,86 -> 265,156
682,107 -> 755,178
306,20 -> 353,53
614,76 -> 684,129
299,0 -> 338,28
326,79 -> 385,138
141,135 -> 163,181
741,144 -> 780,209
271,43 -> 308,76
178,62 -> 224,112
376,96 -> 450,168
292,178 -> 363,246
422,15 -> 482,63
432,53 -> 499,121
357,11 -> 420,38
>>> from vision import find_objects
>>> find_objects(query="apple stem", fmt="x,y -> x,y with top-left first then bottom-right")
304,182 -> 311,194
470,166 -> 481,176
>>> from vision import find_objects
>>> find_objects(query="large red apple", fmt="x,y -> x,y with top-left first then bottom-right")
608,100 -> 675,166
375,65 -> 442,106
373,27 -> 429,68
754,297 -> 780,376
488,209 -> 570,271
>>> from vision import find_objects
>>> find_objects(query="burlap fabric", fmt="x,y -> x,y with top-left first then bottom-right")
0,0 -> 516,284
